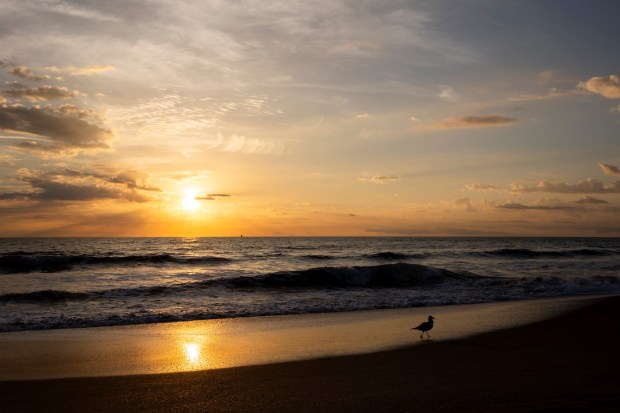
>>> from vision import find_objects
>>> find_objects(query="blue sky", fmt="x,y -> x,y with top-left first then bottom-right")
0,0 -> 619,236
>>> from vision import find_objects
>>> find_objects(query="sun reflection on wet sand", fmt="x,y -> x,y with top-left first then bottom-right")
175,334 -> 212,371
183,342 -> 202,365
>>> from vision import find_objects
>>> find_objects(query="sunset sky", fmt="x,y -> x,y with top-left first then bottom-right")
1,0 -> 619,236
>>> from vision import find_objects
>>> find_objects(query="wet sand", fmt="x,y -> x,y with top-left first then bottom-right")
0,295 -> 597,380
1,295 -> 619,412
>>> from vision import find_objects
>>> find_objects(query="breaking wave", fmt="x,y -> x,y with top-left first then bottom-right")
0,253 -> 231,273
478,248 -> 618,258
3,263 -> 618,307
228,263 -> 475,288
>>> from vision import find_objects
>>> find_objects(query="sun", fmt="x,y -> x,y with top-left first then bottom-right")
181,188 -> 201,211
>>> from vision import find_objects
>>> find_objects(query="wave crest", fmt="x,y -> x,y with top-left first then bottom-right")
480,248 -> 616,258
0,253 -> 231,273
228,263 -> 477,288
0,289 -> 90,303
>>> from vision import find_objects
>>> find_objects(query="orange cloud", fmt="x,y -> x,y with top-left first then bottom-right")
464,184 -> 499,192
46,65 -> 115,76
427,115 -> 517,130
4,85 -> 79,101
579,74 -> 620,99
510,179 -> 620,194
359,175 -> 400,184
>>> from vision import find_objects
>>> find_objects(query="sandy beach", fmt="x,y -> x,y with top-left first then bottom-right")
1,294 -> 619,412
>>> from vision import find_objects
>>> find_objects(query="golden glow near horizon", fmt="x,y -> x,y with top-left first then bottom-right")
1,2 -> 620,236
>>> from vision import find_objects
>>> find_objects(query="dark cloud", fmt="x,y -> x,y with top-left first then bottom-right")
510,179 -> 620,194
575,196 -> 608,205
4,85 -> 79,101
429,115 -> 517,130
0,168 -> 160,203
0,105 -> 112,156
8,66 -> 50,81
497,201 -> 579,211
24,177 -> 149,202
196,193 -> 231,201
599,162 -> 620,177
110,170 -> 162,192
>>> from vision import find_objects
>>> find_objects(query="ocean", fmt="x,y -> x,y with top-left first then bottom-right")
1,237 -> 619,332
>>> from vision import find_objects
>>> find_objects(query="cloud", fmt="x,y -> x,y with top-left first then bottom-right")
438,86 -> 457,102
170,170 -> 212,180
359,174 -> 400,184
575,196 -> 608,205
0,168 -> 159,203
537,70 -> 556,85
509,88 -> 576,102
206,132 -> 284,155
196,193 -> 231,201
8,66 -> 50,81
579,74 -> 620,99
3,85 -> 79,101
464,183 -> 499,192
0,153 -> 18,166
497,201 -> 578,211
510,179 -> 620,194
454,197 -> 476,212
45,65 -> 115,76
109,170 -> 162,192
427,115 -> 517,130
0,105 -> 112,156
598,162 -> 620,177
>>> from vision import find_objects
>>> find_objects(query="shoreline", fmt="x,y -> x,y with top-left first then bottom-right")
0,294 -> 618,412
0,294 -> 612,381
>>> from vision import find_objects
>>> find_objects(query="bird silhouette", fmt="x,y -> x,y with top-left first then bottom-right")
411,315 -> 435,339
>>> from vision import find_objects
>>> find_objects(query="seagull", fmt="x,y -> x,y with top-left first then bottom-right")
411,315 -> 435,339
